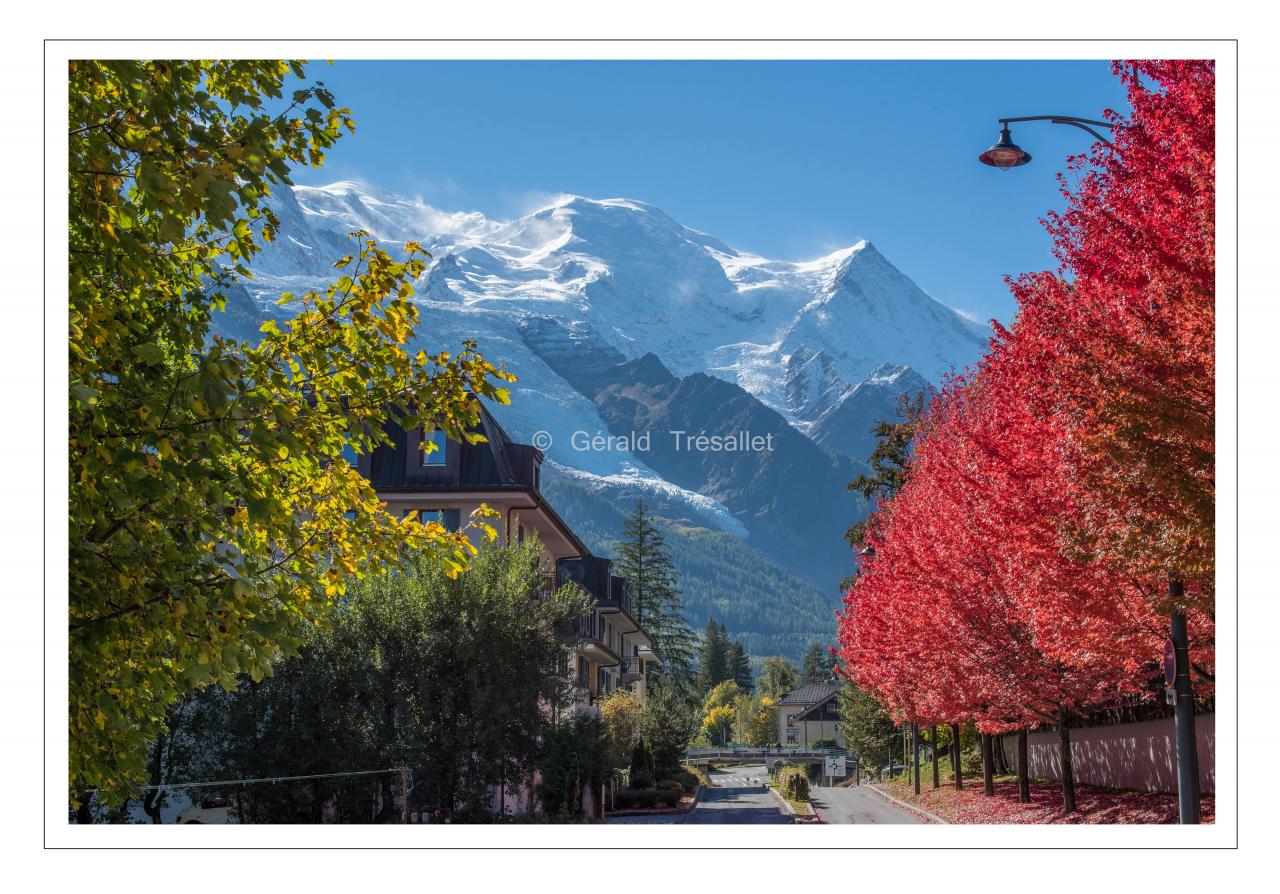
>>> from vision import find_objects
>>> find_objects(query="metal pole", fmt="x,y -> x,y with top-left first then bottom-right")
1170,598 -> 1201,824
912,723 -> 921,795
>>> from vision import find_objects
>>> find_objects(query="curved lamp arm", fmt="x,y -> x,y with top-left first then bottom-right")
999,115 -> 1117,147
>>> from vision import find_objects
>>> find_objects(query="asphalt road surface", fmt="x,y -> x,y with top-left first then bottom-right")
809,784 -> 923,824
607,763 -> 791,825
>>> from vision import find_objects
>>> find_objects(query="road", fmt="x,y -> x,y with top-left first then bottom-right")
607,763 -> 791,825
809,784 -> 923,824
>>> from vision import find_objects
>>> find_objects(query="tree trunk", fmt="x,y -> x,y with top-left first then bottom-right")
142,731 -> 166,824
1058,712 -> 1076,813
981,732 -> 994,796
1017,729 -> 1030,804
931,725 -> 940,789
993,735 -> 1010,775
951,723 -> 963,790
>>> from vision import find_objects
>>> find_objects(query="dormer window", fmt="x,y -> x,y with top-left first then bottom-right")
420,428 -> 447,466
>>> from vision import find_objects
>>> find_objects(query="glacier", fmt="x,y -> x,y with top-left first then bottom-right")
230,181 -> 991,541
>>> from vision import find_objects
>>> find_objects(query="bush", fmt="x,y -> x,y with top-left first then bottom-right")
616,788 -> 659,810
665,767 -> 697,792
777,766 -> 810,801
616,784 -> 684,810
685,765 -> 713,788
630,768 -> 655,790
660,773 -> 691,794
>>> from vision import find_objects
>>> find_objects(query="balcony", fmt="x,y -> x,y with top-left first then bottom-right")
570,613 -> 620,664
619,653 -> 644,683
539,570 -> 557,601
572,686 -> 603,718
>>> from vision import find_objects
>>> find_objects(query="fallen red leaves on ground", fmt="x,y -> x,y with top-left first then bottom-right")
884,777 -> 1214,825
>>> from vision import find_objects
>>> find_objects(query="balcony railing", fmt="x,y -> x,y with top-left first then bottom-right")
539,571 -> 557,601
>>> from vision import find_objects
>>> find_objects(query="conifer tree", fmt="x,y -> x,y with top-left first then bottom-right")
616,500 -> 696,687
801,642 -> 832,683
729,642 -> 753,693
695,619 -> 730,695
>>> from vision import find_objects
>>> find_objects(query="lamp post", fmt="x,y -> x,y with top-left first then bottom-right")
976,112 -> 1202,825
977,115 -> 1115,170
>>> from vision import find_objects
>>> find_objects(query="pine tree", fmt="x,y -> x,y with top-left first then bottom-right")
616,500 -> 696,688
695,619 -> 729,695
729,642 -> 753,692
801,642 -> 831,683
845,393 -> 928,544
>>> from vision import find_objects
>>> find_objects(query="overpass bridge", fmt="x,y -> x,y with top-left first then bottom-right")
684,747 -> 854,774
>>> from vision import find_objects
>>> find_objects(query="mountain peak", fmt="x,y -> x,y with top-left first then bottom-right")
547,195 -> 657,214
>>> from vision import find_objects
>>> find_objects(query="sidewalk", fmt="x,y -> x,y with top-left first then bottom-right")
883,775 -> 1215,824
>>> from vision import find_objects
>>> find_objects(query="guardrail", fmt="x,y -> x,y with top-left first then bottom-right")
685,747 -> 850,761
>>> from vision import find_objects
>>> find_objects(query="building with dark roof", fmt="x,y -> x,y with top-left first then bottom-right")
777,681 -> 844,748
357,403 -> 659,715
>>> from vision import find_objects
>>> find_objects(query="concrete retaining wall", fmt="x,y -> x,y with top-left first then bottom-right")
997,713 -> 1214,794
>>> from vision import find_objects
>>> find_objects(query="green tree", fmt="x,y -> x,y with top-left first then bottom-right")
801,642 -> 833,684
844,391 -> 928,555
729,641 -> 753,692
837,680 -> 899,775
177,537 -> 585,822
757,656 -> 800,701
639,677 -> 699,775
615,500 -> 697,686
695,618 -> 731,694
68,60 -> 515,804
628,738 -> 655,789
537,715 -> 613,821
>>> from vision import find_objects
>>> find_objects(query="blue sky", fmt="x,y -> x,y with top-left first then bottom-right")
292,60 -> 1129,325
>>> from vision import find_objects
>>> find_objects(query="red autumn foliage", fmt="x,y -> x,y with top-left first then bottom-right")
836,61 -> 1214,745
1011,60 -> 1216,605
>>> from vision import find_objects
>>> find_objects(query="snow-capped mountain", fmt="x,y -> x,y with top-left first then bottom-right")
249,180 -> 986,415
228,181 -> 990,624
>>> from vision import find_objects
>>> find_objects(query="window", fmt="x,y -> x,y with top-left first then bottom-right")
431,508 -> 461,532
339,444 -> 359,468
406,508 -> 461,531
420,428 -> 447,466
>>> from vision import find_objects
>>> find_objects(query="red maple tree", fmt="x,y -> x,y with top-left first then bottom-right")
837,60 -> 1215,814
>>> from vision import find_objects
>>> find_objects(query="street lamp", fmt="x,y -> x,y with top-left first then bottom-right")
976,109 -> 1202,826
977,115 -> 1116,170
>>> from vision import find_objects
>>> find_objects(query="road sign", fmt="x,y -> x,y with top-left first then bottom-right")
824,755 -> 846,777
1163,639 -> 1177,687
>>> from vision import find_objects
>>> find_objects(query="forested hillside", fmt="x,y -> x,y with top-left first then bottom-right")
543,474 -> 841,661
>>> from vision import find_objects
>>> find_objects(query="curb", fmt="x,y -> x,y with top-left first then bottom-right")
766,784 -> 795,817
766,785 -> 821,823
864,784 -> 948,825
